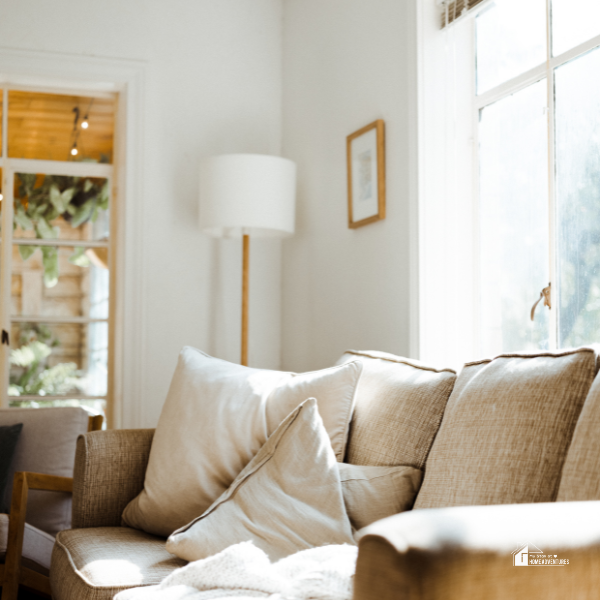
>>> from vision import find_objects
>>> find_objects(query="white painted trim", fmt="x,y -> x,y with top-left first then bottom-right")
7,158 -> 112,178
9,395 -> 106,401
0,46 -> 147,428
8,239 -> 109,248
11,316 -> 108,324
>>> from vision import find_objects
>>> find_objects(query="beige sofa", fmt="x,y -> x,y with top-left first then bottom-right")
50,348 -> 600,599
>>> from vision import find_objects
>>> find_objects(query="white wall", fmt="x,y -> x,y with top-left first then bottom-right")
0,0 -> 284,427
281,0 -> 417,372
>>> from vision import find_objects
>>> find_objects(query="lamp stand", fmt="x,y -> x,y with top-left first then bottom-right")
241,234 -> 250,366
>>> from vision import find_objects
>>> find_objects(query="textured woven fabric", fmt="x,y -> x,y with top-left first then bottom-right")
50,527 -> 186,600
414,348 -> 599,509
0,513 -> 54,572
166,399 -> 355,562
354,502 -> 600,600
0,406 -> 89,535
336,350 -> 456,468
557,372 -> 600,501
338,463 -> 422,531
72,429 -> 155,529
124,347 -> 362,538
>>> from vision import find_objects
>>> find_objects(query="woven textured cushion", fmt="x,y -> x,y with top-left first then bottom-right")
124,347 -> 362,537
50,527 -> 186,600
336,350 -> 456,468
167,399 -> 355,562
557,373 -> 600,501
0,513 -> 54,574
0,423 -> 23,513
0,406 -> 90,535
414,348 -> 599,509
338,463 -> 423,531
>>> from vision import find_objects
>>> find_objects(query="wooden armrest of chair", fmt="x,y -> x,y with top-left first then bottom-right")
1,472 -> 74,600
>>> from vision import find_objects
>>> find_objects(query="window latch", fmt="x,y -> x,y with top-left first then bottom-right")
530,283 -> 551,321
1,329 -> 9,346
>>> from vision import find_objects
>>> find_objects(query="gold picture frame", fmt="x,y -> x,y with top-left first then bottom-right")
346,119 -> 385,229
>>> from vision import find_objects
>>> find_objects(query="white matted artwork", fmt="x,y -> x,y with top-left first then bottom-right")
346,119 -> 385,228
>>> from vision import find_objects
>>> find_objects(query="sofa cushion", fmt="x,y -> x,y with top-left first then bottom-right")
0,513 -> 54,575
0,406 -> 90,535
336,350 -> 456,468
557,373 -> 600,501
414,348 -> 599,509
338,463 -> 423,531
166,399 -> 355,562
123,347 -> 362,538
50,527 -> 186,600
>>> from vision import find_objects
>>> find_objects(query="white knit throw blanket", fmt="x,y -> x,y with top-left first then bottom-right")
114,542 -> 358,600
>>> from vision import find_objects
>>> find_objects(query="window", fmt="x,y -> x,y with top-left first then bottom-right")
476,0 -> 600,354
0,89 -> 116,421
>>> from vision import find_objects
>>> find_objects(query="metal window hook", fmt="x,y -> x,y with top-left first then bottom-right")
531,283 -> 551,321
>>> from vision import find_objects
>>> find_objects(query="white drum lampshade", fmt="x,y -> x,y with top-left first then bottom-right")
199,154 -> 296,238
199,153 -> 297,366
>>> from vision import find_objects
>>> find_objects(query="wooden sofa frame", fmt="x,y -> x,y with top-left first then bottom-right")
0,414 -> 103,600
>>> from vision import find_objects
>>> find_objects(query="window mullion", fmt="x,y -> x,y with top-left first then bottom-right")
546,0 -> 558,350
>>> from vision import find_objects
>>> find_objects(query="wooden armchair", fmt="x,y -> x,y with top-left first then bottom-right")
0,413 -> 103,600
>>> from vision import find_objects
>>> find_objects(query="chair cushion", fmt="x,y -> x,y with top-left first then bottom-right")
414,347 -> 599,509
0,406 -> 90,535
336,350 -> 456,468
50,527 -> 186,600
0,513 -> 54,574
557,373 -> 600,501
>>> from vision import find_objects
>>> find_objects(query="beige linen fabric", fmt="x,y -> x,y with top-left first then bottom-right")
354,501 -> 600,600
124,347 -> 362,537
558,372 -> 600,501
336,350 -> 456,468
0,406 -> 89,535
166,398 -> 355,562
414,348 -> 599,509
338,463 -> 422,531
50,527 -> 185,600
73,429 -> 155,529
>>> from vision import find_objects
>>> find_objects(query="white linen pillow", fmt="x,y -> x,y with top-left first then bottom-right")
166,398 -> 356,561
338,463 -> 423,531
122,347 -> 362,537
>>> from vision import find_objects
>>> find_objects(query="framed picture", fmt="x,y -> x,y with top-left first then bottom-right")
346,119 -> 385,229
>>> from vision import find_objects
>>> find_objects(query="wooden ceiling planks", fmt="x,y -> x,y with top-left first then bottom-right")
4,90 -> 116,163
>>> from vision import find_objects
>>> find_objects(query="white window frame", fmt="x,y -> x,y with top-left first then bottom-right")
473,3 -> 600,354
0,48 -> 147,428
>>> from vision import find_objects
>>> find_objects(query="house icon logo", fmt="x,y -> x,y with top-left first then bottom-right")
512,544 -> 543,566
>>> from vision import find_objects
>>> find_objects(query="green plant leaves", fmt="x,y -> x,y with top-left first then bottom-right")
49,184 -> 75,214
10,340 -> 52,368
41,246 -> 59,288
35,217 -> 59,240
69,246 -> 91,267
18,245 -> 37,261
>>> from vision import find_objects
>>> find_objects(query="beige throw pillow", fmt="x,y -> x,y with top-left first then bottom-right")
338,463 -> 422,531
557,373 -> 600,501
123,347 -> 362,537
414,347 -> 599,509
166,398 -> 355,561
336,350 -> 456,468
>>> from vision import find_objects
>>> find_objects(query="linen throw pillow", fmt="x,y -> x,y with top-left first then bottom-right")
166,398 -> 355,561
123,347 -> 362,537
336,350 -> 456,468
337,463 -> 423,531
414,347 -> 599,509
0,423 -> 24,513
557,373 -> 600,501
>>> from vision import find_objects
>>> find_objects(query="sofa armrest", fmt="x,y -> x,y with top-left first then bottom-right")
72,429 -> 155,528
354,501 -> 600,600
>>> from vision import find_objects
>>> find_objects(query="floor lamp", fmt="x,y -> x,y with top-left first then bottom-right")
199,154 -> 296,366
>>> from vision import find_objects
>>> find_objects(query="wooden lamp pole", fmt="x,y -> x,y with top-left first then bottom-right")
241,234 -> 250,367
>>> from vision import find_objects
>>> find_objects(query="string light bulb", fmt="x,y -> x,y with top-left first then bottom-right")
71,143 -> 78,156
81,116 -> 89,129
0,194 -> 3,201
